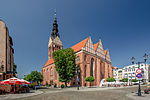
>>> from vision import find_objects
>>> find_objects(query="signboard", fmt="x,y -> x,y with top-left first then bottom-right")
136,73 -> 143,78
136,69 -> 142,73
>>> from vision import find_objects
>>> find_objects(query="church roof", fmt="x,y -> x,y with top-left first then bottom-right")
93,42 -> 99,51
43,58 -> 54,68
104,49 -> 108,56
71,37 -> 89,52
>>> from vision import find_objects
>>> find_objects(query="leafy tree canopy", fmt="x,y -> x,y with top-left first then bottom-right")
24,71 -> 43,84
53,48 -> 76,86
13,64 -> 17,77
106,77 -> 115,82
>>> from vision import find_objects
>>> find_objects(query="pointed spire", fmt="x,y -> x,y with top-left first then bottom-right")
51,9 -> 60,38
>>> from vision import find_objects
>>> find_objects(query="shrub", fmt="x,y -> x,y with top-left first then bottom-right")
121,78 -> 128,82
61,84 -> 65,88
85,76 -> 95,82
132,79 -> 138,82
48,83 -> 51,87
54,83 -> 57,88
106,77 -> 115,82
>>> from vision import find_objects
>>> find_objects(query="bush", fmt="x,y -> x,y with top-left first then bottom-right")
106,77 -> 115,82
85,76 -> 95,82
132,79 -> 138,82
48,83 -> 51,87
61,84 -> 65,88
121,78 -> 128,82
54,83 -> 57,88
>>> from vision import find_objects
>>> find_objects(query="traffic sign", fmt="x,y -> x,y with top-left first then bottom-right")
136,73 -> 143,78
136,69 -> 142,73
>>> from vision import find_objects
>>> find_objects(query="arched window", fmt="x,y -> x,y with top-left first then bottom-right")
55,69 -> 57,80
44,69 -> 46,81
50,67 -> 53,80
90,58 -> 94,77
47,69 -> 49,81
84,65 -> 86,78
77,56 -> 80,62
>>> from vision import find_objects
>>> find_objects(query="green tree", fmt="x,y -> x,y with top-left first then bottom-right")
24,71 -> 43,84
85,76 -> 95,82
53,48 -> 76,87
106,77 -> 115,82
13,64 -> 17,77
121,78 -> 128,82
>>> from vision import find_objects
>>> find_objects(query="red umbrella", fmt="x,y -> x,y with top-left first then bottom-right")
1,77 -> 22,85
20,79 -> 31,84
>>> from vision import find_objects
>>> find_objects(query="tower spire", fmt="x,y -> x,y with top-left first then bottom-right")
51,9 -> 60,38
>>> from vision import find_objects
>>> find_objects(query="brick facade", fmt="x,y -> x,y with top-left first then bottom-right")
42,14 -> 113,87
0,20 -> 14,81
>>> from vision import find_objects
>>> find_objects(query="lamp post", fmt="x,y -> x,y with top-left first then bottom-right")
77,67 -> 80,90
143,53 -> 148,83
131,53 -> 148,96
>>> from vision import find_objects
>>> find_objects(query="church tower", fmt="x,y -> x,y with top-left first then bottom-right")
48,11 -> 63,59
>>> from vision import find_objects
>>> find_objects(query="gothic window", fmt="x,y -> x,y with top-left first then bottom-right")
77,56 -> 80,62
55,69 -> 57,80
44,69 -> 46,81
47,69 -> 49,81
84,55 -> 86,61
50,67 -> 53,80
84,65 -> 86,78
90,58 -> 94,77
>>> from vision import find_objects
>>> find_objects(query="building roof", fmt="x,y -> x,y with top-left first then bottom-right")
104,49 -> 108,55
93,42 -> 99,51
43,58 -> 54,68
71,37 -> 89,52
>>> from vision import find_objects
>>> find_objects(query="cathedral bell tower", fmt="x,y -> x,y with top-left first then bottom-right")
48,11 -> 63,59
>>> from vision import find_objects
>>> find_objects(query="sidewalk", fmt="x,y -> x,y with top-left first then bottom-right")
0,90 -> 43,100
127,93 -> 150,100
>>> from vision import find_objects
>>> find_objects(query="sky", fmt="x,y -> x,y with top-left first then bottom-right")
0,0 -> 150,78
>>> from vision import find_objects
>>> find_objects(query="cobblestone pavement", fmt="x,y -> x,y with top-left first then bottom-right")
1,86 -> 149,100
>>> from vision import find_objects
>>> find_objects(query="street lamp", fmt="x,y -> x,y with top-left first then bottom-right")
143,53 -> 148,63
131,57 -> 135,64
77,67 -> 80,90
131,54 -> 148,96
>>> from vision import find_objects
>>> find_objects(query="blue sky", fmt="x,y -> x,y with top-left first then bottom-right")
0,0 -> 150,78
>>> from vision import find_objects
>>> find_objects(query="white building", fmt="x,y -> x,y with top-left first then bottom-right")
122,63 -> 149,83
112,67 -> 118,81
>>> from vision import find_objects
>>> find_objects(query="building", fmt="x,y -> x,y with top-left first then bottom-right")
0,20 -> 14,81
117,69 -> 123,81
42,13 -> 113,87
122,63 -> 149,83
112,67 -> 118,81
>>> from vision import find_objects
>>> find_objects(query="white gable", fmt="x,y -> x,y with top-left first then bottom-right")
96,40 -> 105,59
106,50 -> 111,62
83,37 -> 95,54
48,36 -> 62,47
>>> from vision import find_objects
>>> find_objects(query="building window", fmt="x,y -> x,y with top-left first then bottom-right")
47,69 -> 49,81
84,65 -> 86,78
50,67 -> 53,80
77,56 -> 80,62
84,55 -> 86,61
55,69 -> 57,80
90,58 -> 94,77
44,69 -> 46,81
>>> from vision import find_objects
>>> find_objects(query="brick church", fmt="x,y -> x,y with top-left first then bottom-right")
42,13 -> 113,87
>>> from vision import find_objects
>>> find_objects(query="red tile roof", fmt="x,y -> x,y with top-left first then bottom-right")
93,42 -> 99,51
71,37 -> 89,52
104,49 -> 108,55
43,58 -> 54,68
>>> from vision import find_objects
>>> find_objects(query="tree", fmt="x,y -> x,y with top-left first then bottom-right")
24,71 -> 43,84
121,78 -> 128,82
13,64 -> 17,77
53,48 -> 76,87
106,77 -> 115,82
